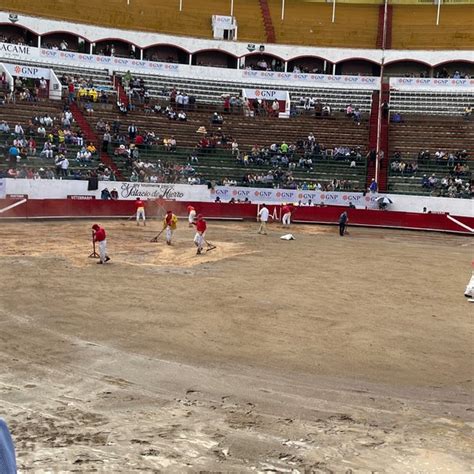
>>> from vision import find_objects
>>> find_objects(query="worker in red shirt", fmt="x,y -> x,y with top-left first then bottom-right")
135,197 -> 146,226
163,210 -> 178,245
281,203 -> 293,228
192,214 -> 207,255
92,224 -> 110,264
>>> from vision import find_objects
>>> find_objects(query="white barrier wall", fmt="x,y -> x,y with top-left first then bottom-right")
2,179 -> 472,217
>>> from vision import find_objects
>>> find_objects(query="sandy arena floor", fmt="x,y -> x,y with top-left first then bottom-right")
0,219 -> 472,473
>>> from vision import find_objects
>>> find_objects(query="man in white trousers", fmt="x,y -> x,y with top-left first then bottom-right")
281,204 -> 293,228
258,204 -> 270,235
92,224 -> 110,264
192,214 -> 207,255
163,210 -> 178,245
187,205 -> 196,227
135,198 -> 146,226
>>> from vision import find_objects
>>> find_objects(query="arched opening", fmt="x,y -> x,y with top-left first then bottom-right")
143,44 -> 189,64
41,31 -> 89,53
0,23 -> 38,46
336,58 -> 380,76
433,61 -> 473,79
287,56 -> 329,74
384,60 -> 431,78
192,49 -> 237,69
93,38 -> 139,59
241,53 -> 285,72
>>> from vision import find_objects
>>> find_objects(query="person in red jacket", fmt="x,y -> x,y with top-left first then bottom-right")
192,214 -> 207,255
281,203 -> 293,228
135,197 -> 146,226
92,224 -> 110,264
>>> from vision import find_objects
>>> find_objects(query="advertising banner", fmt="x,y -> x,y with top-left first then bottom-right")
390,77 -> 474,91
2,62 -> 51,79
243,88 -> 289,100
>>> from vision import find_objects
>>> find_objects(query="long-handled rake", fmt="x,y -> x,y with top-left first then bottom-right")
150,229 -> 164,243
205,240 -> 217,252
89,231 -> 100,258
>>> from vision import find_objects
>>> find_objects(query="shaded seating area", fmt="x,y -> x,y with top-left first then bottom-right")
387,115 -> 473,196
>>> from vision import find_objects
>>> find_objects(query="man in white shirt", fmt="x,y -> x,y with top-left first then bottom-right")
258,204 -> 270,235
60,156 -> 69,177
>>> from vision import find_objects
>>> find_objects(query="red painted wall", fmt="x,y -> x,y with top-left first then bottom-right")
0,198 -> 473,235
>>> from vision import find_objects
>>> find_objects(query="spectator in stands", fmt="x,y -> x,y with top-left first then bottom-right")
464,106 -> 472,120
353,108 -> 362,125
41,141 -> 54,159
77,146 -> 92,164
212,112 -> 224,125
178,111 -> 187,121
0,120 -> 10,134
8,143 -> 19,167
28,137 -> 37,156
84,100 -> 94,115
101,188 -> 111,200
14,123 -> 24,136
128,123 -> 138,141
369,178 -> 378,193
110,188 -> 119,200
322,104 -> 331,117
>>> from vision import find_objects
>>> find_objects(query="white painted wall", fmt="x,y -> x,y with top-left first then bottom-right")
3,179 -> 472,217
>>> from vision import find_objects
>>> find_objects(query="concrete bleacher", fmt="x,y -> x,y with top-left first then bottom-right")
126,72 -> 374,112
387,115 -> 473,195
268,1 -> 379,48
391,5 -> 474,51
83,104 -> 369,188
389,90 -> 473,116
114,146 -> 367,190
85,106 -> 369,152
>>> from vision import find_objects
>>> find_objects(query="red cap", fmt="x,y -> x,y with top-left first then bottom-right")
92,224 -> 99,230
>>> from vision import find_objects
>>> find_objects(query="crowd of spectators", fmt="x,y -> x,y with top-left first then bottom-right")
390,149 -> 472,198
400,68 -> 471,79
233,134 -> 364,171
1,109 -> 114,181
243,58 -> 284,72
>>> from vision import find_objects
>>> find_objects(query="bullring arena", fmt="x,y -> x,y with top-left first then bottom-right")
0,204 -> 473,472
0,0 -> 473,471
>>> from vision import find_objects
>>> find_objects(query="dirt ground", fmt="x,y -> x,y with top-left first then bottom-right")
0,219 -> 472,473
